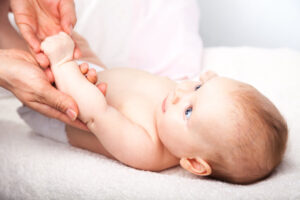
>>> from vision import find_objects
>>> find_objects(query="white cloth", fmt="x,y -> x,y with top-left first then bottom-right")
17,106 -> 68,144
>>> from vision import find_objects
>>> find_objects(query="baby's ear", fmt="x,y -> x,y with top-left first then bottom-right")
199,70 -> 218,83
180,157 -> 212,176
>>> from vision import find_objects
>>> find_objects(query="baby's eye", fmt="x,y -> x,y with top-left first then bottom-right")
195,84 -> 201,91
185,106 -> 193,119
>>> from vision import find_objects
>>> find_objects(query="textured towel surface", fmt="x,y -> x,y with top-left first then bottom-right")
0,47 -> 300,199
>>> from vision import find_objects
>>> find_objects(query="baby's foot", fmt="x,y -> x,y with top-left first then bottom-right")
41,32 -> 75,66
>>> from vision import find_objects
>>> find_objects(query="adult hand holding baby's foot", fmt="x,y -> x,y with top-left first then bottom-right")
10,0 -> 81,68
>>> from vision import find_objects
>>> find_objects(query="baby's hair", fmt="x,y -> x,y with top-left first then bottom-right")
207,82 -> 288,184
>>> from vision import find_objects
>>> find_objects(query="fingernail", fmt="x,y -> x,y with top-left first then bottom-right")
66,109 -> 77,121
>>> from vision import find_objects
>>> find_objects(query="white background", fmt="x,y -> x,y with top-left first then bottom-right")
197,0 -> 300,50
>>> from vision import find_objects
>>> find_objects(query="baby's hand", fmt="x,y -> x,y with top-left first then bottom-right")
78,62 -> 106,95
78,62 -> 98,84
41,32 -> 74,66
97,82 -> 107,96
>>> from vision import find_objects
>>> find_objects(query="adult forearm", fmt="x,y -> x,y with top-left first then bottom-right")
0,51 -> 17,90
0,58 -> 7,89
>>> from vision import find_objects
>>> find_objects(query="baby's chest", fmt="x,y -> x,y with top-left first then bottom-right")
108,93 -> 158,136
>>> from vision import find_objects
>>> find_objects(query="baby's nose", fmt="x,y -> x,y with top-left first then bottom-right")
172,88 -> 185,104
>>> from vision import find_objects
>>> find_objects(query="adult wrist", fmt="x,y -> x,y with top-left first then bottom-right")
0,51 -> 12,90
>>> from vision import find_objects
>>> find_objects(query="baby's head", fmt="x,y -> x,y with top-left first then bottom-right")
156,71 -> 288,184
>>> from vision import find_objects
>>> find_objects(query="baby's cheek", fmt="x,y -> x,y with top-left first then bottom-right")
161,115 -> 176,133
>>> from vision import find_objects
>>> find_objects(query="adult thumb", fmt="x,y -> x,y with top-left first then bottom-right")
40,85 -> 79,121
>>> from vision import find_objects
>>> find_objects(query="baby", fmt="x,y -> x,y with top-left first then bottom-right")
34,32 -> 287,184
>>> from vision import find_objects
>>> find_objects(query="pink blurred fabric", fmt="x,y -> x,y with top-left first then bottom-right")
75,0 -> 203,80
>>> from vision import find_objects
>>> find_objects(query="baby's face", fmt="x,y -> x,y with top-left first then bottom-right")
156,75 -> 238,159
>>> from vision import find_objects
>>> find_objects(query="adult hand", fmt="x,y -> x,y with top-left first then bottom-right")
0,49 -> 90,130
10,0 -> 81,68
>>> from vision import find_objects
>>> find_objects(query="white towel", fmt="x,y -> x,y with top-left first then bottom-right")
17,106 -> 68,144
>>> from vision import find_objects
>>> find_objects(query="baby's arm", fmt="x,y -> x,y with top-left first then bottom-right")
41,32 -> 167,170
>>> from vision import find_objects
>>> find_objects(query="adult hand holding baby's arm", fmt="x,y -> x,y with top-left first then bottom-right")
0,49 -> 92,130
10,0 -> 80,68
41,33 -> 169,170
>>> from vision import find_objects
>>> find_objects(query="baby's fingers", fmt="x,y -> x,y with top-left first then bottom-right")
96,82 -> 107,96
79,63 -> 97,84
79,63 -> 89,74
86,68 -> 97,84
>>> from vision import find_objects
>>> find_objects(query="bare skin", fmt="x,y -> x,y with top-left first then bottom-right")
0,3 -> 101,130
10,0 -> 81,68
41,32 -> 238,176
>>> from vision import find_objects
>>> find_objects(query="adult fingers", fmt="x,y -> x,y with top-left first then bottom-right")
70,34 -> 81,59
29,101 -> 88,131
44,68 -> 55,83
38,83 -> 79,121
17,23 -> 40,52
26,45 -> 49,68
59,0 -> 77,35
35,52 -> 50,68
